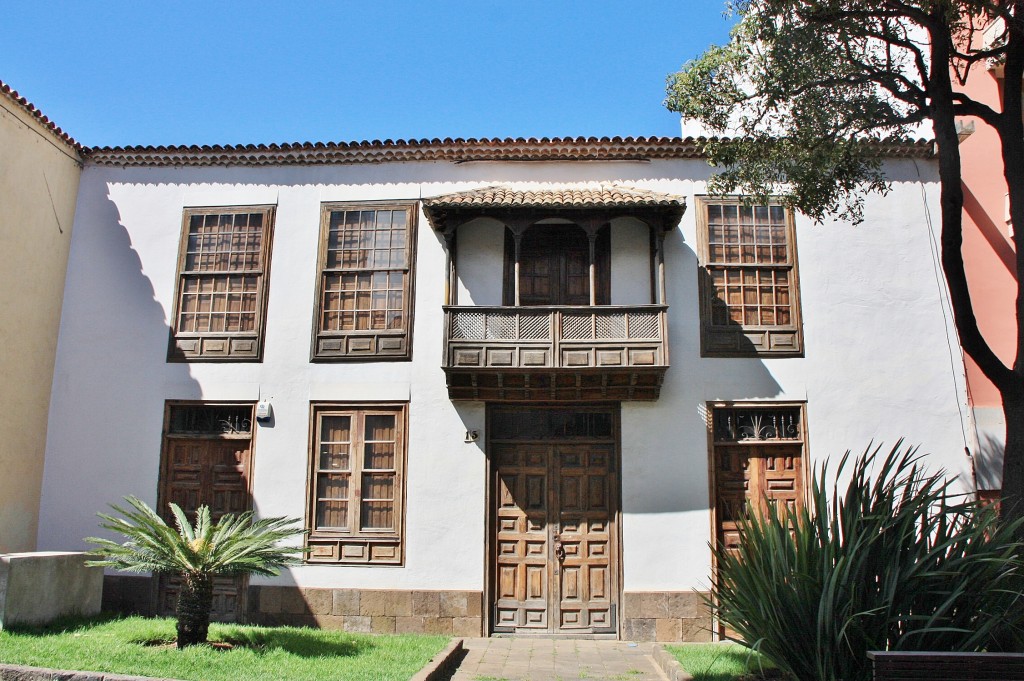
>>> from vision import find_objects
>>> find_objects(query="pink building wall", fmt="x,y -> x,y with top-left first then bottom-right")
956,61 -> 1018,490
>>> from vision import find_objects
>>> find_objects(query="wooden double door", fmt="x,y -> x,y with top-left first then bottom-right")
158,434 -> 253,621
490,425 -> 619,635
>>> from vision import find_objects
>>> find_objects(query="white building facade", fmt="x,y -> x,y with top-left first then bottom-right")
37,137 -> 971,640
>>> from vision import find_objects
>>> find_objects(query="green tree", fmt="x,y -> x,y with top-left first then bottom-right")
87,496 -> 304,648
666,1 -> 1024,524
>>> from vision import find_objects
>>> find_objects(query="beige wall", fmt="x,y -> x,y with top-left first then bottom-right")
0,94 -> 81,553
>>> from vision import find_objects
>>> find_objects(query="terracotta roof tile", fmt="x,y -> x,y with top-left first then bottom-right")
423,185 -> 686,209
421,184 -> 687,231
0,80 -> 83,154
82,135 -> 934,167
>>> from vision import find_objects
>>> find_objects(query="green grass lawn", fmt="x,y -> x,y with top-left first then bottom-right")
664,643 -> 781,681
0,615 -> 449,681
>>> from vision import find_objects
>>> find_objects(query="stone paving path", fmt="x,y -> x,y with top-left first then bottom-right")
448,637 -> 669,681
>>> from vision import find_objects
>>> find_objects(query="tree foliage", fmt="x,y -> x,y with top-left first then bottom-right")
667,0 -> 1024,521
87,496 -> 305,647
713,443 -> 1024,681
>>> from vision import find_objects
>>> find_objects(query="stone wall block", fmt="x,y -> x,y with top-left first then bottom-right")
453,616 -> 482,637
656,618 -> 683,642
396,616 -> 426,633
343,615 -> 372,633
312,613 -> 345,630
667,592 -> 707,619
303,588 -> 333,615
371,616 -> 396,634
640,592 -> 671,618
258,586 -> 283,614
622,592 -> 643,618
439,592 -> 468,617
464,591 -> 483,617
680,618 -> 714,642
623,618 -> 656,641
280,588 -> 311,615
332,589 -> 359,616
422,616 -> 454,635
385,591 -> 412,616
412,591 -> 440,617
0,552 -> 103,628
359,590 -> 388,616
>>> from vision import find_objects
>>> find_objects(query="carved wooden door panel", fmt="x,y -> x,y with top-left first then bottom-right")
492,441 -> 618,635
554,444 -> 616,633
714,444 -> 803,557
493,444 -> 550,631
714,445 -> 753,560
158,437 -> 252,621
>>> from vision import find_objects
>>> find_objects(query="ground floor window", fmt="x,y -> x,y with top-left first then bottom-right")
306,403 -> 407,565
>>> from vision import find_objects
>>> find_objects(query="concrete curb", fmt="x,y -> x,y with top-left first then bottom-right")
0,663 -> 179,681
651,644 -> 694,681
409,638 -> 465,681
0,638 -> 465,681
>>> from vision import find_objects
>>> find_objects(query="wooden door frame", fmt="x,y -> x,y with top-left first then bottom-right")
155,401 -> 257,620
483,403 -> 623,637
705,400 -> 810,640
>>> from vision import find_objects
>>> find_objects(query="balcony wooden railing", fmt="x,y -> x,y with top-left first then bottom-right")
442,305 -> 669,401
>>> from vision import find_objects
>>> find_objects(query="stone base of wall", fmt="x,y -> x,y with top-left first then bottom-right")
102,575 -> 155,617
621,591 -> 713,642
102,579 -> 703,642
247,586 -> 484,636
101,577 -> 484,636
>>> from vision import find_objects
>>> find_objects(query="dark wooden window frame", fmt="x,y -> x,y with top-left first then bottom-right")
167,205 -> 275,362
696,196 -> 804,357
305,402 -> 408,566
311,201 -> 418,361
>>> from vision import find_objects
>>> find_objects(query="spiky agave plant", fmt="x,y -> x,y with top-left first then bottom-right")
87,496 -> 304,648
711,442 -> 1024,681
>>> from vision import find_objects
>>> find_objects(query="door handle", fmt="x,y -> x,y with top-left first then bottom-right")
554,537 -> 566,562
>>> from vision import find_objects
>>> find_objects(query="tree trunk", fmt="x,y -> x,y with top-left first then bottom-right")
176,572 -> 213,648
996,2 -> 1024,530
1000,387 -> 1024,526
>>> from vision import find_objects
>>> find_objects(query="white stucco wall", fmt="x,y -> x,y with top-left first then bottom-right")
39,157 -> 969,596
0,95 -> 81,553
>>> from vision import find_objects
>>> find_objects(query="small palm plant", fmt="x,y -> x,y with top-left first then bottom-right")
87,496 -> 304,648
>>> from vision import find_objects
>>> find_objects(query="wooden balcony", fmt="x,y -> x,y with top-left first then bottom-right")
442,305 -> 669,401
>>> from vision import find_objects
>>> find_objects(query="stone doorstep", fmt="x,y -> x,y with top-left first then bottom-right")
0,639 -> 466,681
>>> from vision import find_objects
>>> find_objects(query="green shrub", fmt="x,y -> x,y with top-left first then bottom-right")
711,442 -> 1024,681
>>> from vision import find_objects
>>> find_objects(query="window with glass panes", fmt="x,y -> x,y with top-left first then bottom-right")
697,198 -> 803,356
313,204 -> 416,360
307,404 -> 406,565
169,206 -> 274,361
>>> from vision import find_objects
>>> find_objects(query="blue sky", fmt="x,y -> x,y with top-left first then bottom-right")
3,2 -> 735,147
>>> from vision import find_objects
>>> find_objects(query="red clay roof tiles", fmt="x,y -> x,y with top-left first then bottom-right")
0,80 -> 83,154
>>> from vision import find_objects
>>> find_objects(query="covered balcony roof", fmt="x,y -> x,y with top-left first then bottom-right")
422,184 -> 686,232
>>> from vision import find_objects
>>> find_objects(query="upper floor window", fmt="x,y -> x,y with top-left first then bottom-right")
312,203 -> 417,360
168,206 -> 275,361
697,198 -> 803,357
